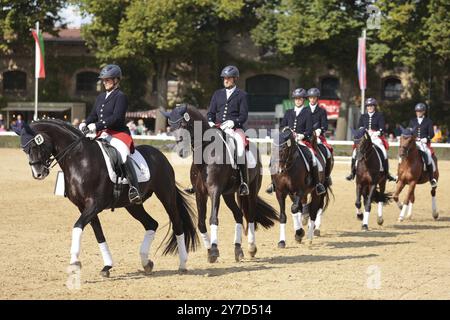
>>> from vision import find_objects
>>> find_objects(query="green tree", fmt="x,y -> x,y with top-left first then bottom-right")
0,0 -> 66,54
77,0 -> 244,130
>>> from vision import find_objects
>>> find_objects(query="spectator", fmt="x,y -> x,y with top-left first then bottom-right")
431,125 -> 443,143
165,126 -> 172,136
388,133 -> 396,143
0,114 -> 4,127
394,123 -> 402,137
136,119 -> 148,135
72,118 -> 80,127
0,124 -> 6,132
126,120 -> 137,135
11,115 -> 24,132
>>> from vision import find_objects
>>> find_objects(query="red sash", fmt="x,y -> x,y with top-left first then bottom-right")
303,141 -> 318,156
380,135 -> 389,150
98,129 -> 135,153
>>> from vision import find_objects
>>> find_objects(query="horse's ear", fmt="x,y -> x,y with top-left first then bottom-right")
23,123 -> 36,136
159,107 -> 171,118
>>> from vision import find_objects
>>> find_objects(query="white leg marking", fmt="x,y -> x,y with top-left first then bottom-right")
363,212 -> 370,225
210,224 -> 218,245
399,205 -> 407,221
292,213 -> 301,231
98,242 -> 113,267
140,230 -> 155,267
279,223 -> 286,242
307,220 -> 315,240
70,227 -> 83,264
377,202 -> 383,218
248,222 -> 256,244
234,223 -> 243,244
406,202 -> 413,219
315,209 -> 323,229
200,232 -> 211,249
432,196 -> 437,214
176,233 -> 188,270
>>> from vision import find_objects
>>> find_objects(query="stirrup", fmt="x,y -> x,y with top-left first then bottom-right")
430,179 -> 438,188
239,183 -> 250,196
266,183 -> 275,194
184,187 -> 195,194
128,186 -> 142,204
387,174 -> 396,182
346,173 -> 355,181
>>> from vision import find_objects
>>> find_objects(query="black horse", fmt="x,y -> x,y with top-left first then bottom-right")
15,119 -> 198,277
352,128 -> 391,230
270,128 -> 331,246
162,105 -> 278,263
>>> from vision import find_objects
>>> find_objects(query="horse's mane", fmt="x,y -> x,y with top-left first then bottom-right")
186,105 -> 208,124
30,119 -> 83,139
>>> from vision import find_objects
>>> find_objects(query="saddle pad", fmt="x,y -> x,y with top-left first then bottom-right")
218,133 -> 257,169
96,141 -> 150,184
372,145 -> 384,172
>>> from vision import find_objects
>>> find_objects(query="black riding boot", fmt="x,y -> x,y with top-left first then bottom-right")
313,165 -> 326,195
124,156 -> 142,204
427,164 -> 437,187
238,163 -> 250,196
346,158 -> 356,181
384,158 -> 396,182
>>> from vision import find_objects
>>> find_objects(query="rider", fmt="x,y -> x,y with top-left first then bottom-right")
346,97 -> 396,182
207,65 -> 250,196
266,88 -> 326,195
307,87 -> 333,186
79,64 -> 142,204
408,102 -> 437,187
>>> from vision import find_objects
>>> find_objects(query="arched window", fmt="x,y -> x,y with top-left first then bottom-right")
76,71 -> 98,92
383,77 -> 403,100
246,74 -> 289,112
320,77 -> 339,99
3,70 -> 27,91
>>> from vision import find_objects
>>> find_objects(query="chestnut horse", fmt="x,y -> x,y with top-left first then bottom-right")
394,128 -> 439,221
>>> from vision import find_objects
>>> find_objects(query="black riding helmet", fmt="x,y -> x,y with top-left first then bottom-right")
220,65 -> 239,78
415,102 -> 427,112
365,97 -> 378,107
307,88 -> 320,97
292,88 -> 307,98
99,64 -> 122,79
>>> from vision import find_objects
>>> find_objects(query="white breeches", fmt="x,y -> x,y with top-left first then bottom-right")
317,138 -> 331,159
416,141 -> 435,171
224,128 -> 245,158
371,136 -> 387,159
298,142 -> 323,172
101,132 -> 130,163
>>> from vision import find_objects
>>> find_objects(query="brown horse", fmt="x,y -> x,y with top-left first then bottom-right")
352,128 -> 391,231
270,128 -> 331,247
394,128 -> 439,221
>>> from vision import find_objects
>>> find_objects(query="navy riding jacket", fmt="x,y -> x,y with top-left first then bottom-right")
207,88 -> 248,129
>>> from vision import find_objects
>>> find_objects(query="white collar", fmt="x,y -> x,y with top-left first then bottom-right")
310,104 -> 318,111
294,105 -> 303,115
368,111 -> 375,117
105,87 -> 117,99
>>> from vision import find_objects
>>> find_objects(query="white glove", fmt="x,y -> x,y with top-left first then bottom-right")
420,138 -> 427,144
208,121 -> 216,128
315,128 -> 321,136
86,123 -> 97,140
295,134 -> 305,142
78,122 -> 86,132
371,130 -> 381,137
220,120 -> 234,130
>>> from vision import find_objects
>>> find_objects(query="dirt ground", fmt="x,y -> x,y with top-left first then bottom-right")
1,148 -> 449,300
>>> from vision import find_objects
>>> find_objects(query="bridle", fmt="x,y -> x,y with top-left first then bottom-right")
272,130 -> 297,173
399,135 -> 415,159
22,133 -> 84,170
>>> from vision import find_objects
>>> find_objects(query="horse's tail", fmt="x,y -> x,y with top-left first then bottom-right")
372,190 -> 393,204
254,197 -> 279,229
322,183 -> 334,212
162,185 -> 199,255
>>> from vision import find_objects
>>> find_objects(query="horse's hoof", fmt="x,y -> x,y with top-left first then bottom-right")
100,265 -> 112,278
143,260 -> 154,274
295,228 -> 305,243
301,214 -> 309,226
178,268 -> 188,275
432,211 -> 439,220
361,224 -> 369,231
356,213 -> 363,221
314,229 -> 321,237
377,217 -> 384,226
208,244 -> 220,263
278,241 -> 286,249
398,217 -> 404,222
248,243 -> 257,257
234,243 -> 244,262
